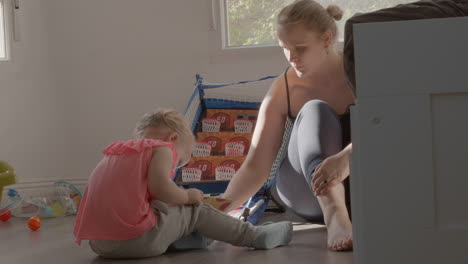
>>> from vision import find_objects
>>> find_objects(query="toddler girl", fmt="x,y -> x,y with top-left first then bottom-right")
73,108 -> 292,258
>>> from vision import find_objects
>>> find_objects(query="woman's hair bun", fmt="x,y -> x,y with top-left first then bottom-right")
326,5 -> 343,21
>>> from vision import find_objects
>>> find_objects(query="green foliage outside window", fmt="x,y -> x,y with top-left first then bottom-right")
225,0 -> 414,47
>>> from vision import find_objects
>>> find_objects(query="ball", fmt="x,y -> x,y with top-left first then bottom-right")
0,210 -> 12,222
28,216 -> 41,231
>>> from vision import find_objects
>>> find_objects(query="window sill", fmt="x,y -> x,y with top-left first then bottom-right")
209,40 -> 344,65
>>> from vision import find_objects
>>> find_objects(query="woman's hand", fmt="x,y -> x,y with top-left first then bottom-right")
186,188 -> 204,205
311,150 -> 350,196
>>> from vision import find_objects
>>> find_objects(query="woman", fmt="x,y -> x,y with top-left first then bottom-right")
223,0 -> 354,251
223,0 -> 468,252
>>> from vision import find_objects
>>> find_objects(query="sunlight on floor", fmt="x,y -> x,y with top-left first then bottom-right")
292,222 -> 324,231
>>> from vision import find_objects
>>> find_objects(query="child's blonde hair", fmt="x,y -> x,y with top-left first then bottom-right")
277,0 -> 343,41
134,108 -> 193,141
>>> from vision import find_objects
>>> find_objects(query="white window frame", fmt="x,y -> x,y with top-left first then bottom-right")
208,0 -> 286,64
208,0 -> 343,64
0,0 -> 11,61
0,0 -> 21,73
219,0 -> 281,50
218,0 -> 346,50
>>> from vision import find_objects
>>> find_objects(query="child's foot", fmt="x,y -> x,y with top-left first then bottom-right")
326,208 -> 353,251
253,221 -> 293,249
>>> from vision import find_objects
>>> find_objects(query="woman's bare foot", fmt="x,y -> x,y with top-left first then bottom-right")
325,206 -> 353,251
316,183 -> 353,251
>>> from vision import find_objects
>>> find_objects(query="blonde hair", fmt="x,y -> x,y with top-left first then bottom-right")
277,0 -> 343,40
134,108 -> 193,141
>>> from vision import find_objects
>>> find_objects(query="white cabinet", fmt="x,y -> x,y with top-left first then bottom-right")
351,17 -> 468,264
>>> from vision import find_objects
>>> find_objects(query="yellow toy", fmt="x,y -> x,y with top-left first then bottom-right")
202,197 -> 232,211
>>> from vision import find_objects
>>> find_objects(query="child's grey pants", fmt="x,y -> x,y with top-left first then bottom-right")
89,201 -> 257,259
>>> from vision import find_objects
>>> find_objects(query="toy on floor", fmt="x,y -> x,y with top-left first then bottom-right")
28,216 -> 41,231
0,160 -> 17,204
0,168 -> 20,222
0,189 -> 21,221
1,182 -> 82,218
0,210 -> 12,222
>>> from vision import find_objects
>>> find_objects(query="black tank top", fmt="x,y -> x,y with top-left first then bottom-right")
283,67 -> 351,147
284,67 -> 295,120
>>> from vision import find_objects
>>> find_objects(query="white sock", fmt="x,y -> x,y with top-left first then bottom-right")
253,221 -> 293,249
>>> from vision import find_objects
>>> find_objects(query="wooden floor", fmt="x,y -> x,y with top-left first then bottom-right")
0,210 -> 355,264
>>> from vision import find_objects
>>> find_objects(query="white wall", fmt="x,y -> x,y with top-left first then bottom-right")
0,1 -> 69,184
0,0 -> 288,184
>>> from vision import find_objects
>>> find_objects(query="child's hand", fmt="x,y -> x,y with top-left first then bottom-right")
186,188 -> 204,205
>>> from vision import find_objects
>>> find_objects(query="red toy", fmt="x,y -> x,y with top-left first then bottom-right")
0,210 -> 12,222
28,216 -> 41,231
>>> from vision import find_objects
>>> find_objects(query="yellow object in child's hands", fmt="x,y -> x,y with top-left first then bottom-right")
203,197 -> 233,211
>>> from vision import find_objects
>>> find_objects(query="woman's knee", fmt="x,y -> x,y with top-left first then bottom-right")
303,99 -> 328,109
298,100 -> 334,120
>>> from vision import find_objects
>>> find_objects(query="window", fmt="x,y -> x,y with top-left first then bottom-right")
223,0 -> 415,48
0,0 -> 6,59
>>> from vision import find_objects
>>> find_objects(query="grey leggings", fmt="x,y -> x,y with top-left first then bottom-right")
275,100 -> 350,222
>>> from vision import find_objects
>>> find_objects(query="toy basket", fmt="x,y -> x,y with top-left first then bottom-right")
234,119 -> 254,133
181,167 -> 203,182
183,74 -> 289,190
181,74 -> 294,224
215,166 -> 236,181
201,118 -> 221,132
225,141 -> 245,157
192,142 -> 212,157
1,181 -> 82,218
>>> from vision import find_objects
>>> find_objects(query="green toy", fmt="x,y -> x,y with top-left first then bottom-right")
0,160 -> 17,204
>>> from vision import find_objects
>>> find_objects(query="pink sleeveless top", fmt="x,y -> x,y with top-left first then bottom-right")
73,139 -> 177,245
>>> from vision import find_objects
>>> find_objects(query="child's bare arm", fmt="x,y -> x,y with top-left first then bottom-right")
148,147 -> 203,205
